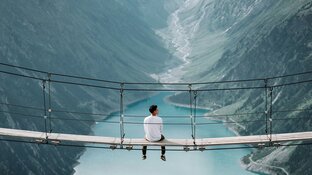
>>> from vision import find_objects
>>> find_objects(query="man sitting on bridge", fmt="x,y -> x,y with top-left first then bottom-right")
142,105 -> 166,161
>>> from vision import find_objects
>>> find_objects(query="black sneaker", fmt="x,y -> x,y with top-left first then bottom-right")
161,155 -> 166,161
142,155 -> 147,160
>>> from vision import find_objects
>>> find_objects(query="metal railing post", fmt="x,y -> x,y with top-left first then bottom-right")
193,90 -> 198,145
47,73 -> 52,133
188,84 -> 194,140
119,83 -> 125,148
269,87 -> 274,143
42,80 -> 48,141
264,79 -> 268,134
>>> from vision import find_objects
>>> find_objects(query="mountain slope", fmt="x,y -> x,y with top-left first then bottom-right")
164,0 -> 312,174
0,0 -> 170,174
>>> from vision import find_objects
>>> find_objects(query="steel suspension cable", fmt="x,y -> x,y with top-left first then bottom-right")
0,109 -> 311,125
2,62 -> 312,85
1,68 -> 312,92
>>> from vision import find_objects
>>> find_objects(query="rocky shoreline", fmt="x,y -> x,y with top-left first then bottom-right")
165,94 -> 288,175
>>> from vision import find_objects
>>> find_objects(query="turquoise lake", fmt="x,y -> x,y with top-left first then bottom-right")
74,93 -> 256,175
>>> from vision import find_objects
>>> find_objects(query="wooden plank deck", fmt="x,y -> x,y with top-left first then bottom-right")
1,127 -> 312,147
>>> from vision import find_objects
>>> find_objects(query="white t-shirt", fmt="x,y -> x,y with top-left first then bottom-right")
144,115 -> 163,141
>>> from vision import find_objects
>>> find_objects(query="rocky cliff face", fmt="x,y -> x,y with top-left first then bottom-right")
0,0 -> 170,174
166,0 -> 312,174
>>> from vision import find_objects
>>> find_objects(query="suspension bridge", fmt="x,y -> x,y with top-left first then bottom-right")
0,62 -> 312,151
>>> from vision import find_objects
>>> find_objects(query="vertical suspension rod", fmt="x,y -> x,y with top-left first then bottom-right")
189,84 -> 194,140
48,73 -> 52,133
119,83 -> 125,147
264,79 -> 268,134
42,80 -> 48,140
193,90 -> 198,145
269,87 -> 273,142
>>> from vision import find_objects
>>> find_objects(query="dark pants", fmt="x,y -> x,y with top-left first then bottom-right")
142,135 -> 165,156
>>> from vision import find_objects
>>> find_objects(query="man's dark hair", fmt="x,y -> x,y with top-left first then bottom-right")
149,105 -> 158,113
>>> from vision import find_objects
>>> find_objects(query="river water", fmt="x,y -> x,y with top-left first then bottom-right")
74,92 -> 255,175
75,2 -> 257,173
